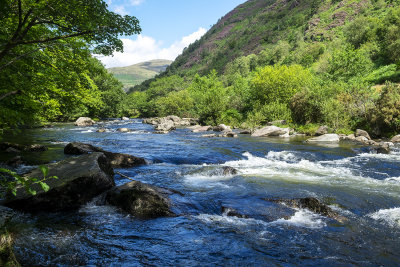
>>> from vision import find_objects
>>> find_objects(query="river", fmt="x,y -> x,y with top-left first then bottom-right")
2,119 -> 400,266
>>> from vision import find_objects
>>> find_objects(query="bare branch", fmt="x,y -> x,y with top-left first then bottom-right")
18,31 -> 93,45
0,90 -> 21,101
0,48 -> 41,71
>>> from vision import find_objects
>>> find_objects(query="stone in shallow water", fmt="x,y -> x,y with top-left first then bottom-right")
74,117 -> 95,126
64,142 -> 146,168
265,197 -> 346,222
4,153 -> 115,213
106,181 -> 174,218
251,126 -> 290,137
306,134 -> 339,143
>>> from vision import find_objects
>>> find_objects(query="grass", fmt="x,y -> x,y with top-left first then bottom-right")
0,233 -> 19,267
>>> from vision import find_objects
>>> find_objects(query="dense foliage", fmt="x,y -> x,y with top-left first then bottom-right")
0,0 -> 141,131
128,0 -> 400,137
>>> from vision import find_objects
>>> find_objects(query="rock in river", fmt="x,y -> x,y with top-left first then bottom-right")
64,142 -> 146,168
74,117 -> 95,126
251,126 -> 290,137
266,197 -> 346,222
4,153 -> 115,213
106,181 -> 174,218
306,134 -> 339,143
355,129 -> 371,140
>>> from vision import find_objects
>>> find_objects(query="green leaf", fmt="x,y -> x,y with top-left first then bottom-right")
28,188 -> 37,195
39,182 -> 50,192
39,165 -> 49,177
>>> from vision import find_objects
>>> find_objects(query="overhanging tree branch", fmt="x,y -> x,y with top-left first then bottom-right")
0,90 -> 21,101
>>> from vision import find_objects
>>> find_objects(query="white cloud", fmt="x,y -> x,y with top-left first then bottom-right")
109,0 -> 145,15
130,0 -> 144,6
99,27 -> 207,68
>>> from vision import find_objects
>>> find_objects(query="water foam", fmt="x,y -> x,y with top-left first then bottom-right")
368,207 -> 400,227
219,151 -> 400,196
197,208 -> 326,230
271,209 -> 326,229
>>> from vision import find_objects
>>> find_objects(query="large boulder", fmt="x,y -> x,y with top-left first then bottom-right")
306,134 -> 339,143
391,134 -> 400,143
4,153 -> 115,213
64,142 -> 146,168
74,117 -> 95,126
355,129 -> 371,140
251,126 -> 290,137
155,120 -> 176,133
106,181 -> 174,218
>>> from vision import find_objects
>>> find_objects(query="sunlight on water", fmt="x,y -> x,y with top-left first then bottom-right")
368,207 -> 400,227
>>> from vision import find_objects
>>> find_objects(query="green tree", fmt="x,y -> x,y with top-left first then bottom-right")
0,0 -> 141,128
189,71 -> 227,125
250,64 -> 313,105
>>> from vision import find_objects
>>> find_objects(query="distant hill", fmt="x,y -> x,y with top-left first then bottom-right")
108,59 -> 172,90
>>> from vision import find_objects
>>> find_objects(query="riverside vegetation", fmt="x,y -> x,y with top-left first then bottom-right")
128,0 -> 400,138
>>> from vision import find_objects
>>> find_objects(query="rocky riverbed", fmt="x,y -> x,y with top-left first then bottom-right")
0,118 -> 400,266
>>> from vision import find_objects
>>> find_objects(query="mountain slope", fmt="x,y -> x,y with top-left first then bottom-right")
161,0 -> 398,77
108,59 -> 172,90
127,0 -> 400,136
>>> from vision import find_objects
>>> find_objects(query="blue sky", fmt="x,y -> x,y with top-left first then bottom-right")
101,0 -> 247,67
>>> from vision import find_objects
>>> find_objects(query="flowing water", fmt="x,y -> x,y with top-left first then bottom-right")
2,119 -> 400,266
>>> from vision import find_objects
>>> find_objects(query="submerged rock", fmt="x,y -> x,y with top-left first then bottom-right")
266,197 -> 346,222
251,126 -> 290,137
4,153 -> 115,213
222,207 -> 248,218
306,134 -> 339,143
75,117 -> 95,126
64,142 -> 146,168
106,181 -> 174,218
222,166 -> 238,175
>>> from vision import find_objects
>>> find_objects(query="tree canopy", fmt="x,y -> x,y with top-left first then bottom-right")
0,0 -> 141,130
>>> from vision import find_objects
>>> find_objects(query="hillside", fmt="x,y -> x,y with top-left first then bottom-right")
127,0 -> 400,136
108,59 -> 172,90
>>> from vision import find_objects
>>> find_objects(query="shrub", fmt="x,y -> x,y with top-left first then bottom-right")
245,102 -> 292,129
250,64 -> 313,105
371,82 -> 400,135
155,90 -> 194,117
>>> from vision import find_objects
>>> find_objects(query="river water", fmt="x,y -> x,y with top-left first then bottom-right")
2,119 -> 400,266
